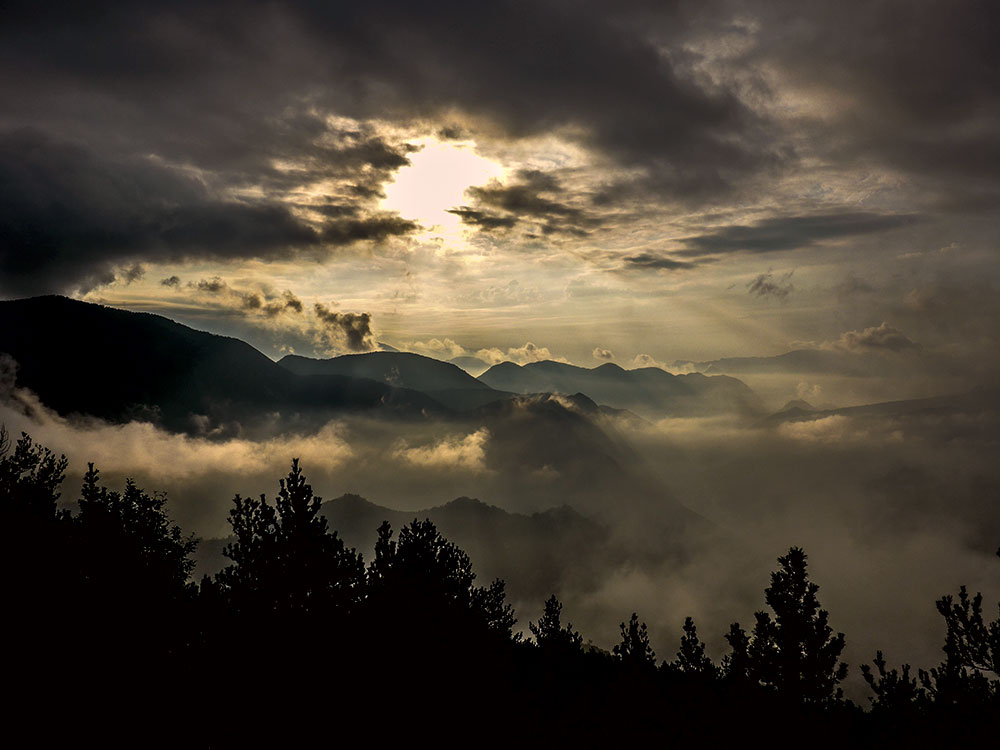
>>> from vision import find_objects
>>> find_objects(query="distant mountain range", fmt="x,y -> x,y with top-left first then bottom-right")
279,351 -> 511,410
674,347 -> 936,377
0,296 -> 764,428
0,296 -> 444,434
479,360 -> 763,417
767,388 -> 1000,425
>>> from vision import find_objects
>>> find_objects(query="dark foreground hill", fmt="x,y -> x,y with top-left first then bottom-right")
0,296 -> 444,433
479,360 -> 762,417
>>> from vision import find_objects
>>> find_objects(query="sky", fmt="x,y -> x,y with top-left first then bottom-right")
2,0 -> 997,407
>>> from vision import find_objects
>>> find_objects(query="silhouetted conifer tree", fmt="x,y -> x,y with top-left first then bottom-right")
366,517 -> 514,636
614,612 -> 656,669
673,616 -> 717,676
861,650 -> 927,712
216,458 -> 364,618
530,594 -> 584,652
917,562 -> 999,709
727,547 -> 847,703
78,463 -> 196,595
0,427 -> 68,522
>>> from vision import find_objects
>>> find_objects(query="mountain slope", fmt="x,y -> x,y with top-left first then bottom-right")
278,351 -> 512,410
478,359 -> 761,417
0,296 -> 444,432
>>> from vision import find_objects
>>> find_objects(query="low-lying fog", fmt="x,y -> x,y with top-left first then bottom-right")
2,376 -> 997,701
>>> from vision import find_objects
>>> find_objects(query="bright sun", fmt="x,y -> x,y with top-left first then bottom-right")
380,138 -> 504,233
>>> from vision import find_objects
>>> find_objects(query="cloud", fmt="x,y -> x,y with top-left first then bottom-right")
190,277 -> 305,319
160,275 -> 181,288
740,0 -> 1000,198
243,290 -> 305,317
446,207 -> 519,231
592,347 -> 614,361
314,303 -> 375,353
455,169 -> 601,237
320,214 -> 418,245
747,270 -> 794,300
678,213 -> 918,258
0,130 -> 327,295
475,342 -> 566,365
791,323 -> 919,356
120,262 -> 145,284
0,121 -> 426,296
196,277 -> 229,294
621,253 -> 695,271
832,323 -> 918,353
403,338 -> 469,360
392,428 -> 491,473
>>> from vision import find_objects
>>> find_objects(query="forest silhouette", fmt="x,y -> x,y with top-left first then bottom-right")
2,426 -> 996,747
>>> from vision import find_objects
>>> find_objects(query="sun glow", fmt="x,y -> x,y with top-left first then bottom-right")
380,138 -> 504,234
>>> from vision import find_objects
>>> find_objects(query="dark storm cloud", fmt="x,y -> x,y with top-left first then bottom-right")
678,212 -> 919,258
456,169 -> 602,236
622,253 -> 695,271
738,0 -> 1000,196
321,215 -> 419,245
1,0 -> 996,293
0,130 -> 321,295
2,1 -> 995,206
469,171 -> 582,218
0,1 -> 768,204
0,128 -> 424,295
314,303 -> 375,352
446,208 -> 520,231
160,276 -> 181,288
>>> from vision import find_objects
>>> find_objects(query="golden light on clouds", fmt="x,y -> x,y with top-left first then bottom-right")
380,138 -> 504,234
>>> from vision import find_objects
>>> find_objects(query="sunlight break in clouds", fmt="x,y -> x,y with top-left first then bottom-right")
381,138 -> 505,236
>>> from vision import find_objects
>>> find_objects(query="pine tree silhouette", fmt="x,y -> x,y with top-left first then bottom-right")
216,458 -> 364,618
674,616 -> 717,676
530,594 -> 584,652
614,612 -> 656,670
727,547 -> 847,703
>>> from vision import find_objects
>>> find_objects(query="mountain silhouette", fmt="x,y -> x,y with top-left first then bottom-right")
193,492 -> 624,604
322,493 -> 615,601
674,347 -> 936,378
448,355 -> 492,376
0,296 -> 445,433
278,351 -> 512,410
766,388 -> 1000,425
478,360 -> 761,417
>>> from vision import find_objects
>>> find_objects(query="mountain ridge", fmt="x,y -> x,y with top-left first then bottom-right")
0,295 -> 447,433
478,358 -> 762,417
